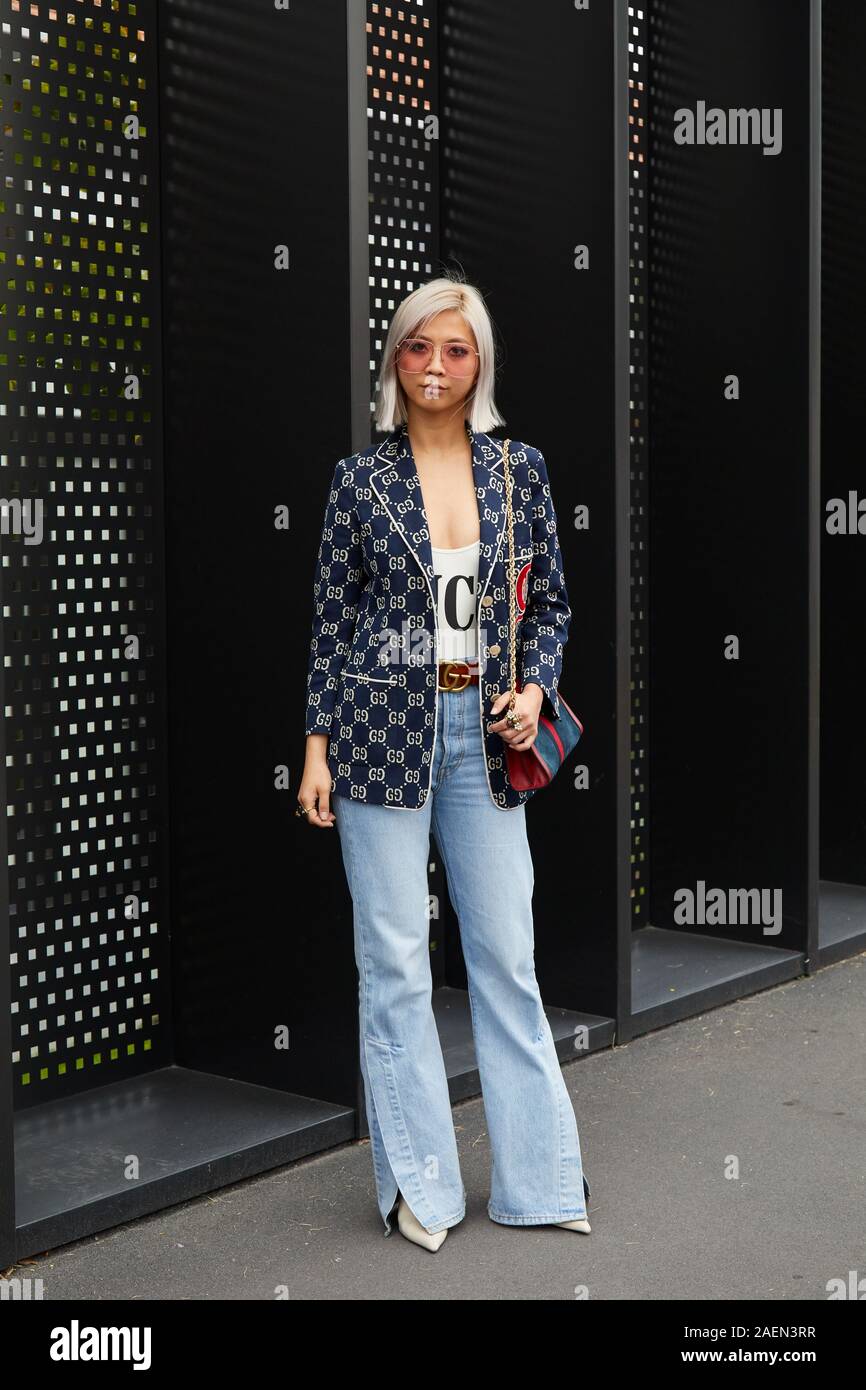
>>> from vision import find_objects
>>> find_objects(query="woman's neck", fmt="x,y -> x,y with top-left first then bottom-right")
403,408 -> 469,459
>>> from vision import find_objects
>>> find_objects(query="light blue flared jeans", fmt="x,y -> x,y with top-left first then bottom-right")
332,683 -> 590,1236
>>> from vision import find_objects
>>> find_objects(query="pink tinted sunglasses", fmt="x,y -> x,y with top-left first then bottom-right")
395,336 -> 480,378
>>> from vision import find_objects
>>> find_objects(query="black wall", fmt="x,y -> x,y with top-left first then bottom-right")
647,0 -> 815,949
820,0 -> 866,886
159,0 -> 359,1102
438,0 -> 629,1017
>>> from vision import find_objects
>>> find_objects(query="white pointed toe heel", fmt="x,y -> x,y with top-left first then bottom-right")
396,1195 -> 449,1251
555,1216 -> 591,1233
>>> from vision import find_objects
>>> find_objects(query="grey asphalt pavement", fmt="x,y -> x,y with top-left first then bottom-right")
14,953 -> 865,1300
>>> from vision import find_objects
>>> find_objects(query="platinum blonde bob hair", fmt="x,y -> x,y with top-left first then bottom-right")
374,275 -> 505,434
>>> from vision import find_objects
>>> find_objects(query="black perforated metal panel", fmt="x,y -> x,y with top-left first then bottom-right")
1,1 -> 171,1106
628,4 -> 650,928
366,1 -> 440,419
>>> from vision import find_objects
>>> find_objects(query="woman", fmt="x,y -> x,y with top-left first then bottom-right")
298,275 -> 590,1252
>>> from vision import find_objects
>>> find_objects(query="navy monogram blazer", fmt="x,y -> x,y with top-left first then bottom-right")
304,421 -> 571,810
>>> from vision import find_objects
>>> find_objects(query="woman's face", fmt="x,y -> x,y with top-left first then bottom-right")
395,308 -> 480,419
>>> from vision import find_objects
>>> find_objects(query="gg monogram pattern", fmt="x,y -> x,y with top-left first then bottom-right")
304,422 -> 571,810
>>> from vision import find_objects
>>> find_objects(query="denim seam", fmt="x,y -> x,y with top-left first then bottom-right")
556,1071 -> 588,1219
557,1057 -> 568,1219
363,1039 -> 399,1221
535,1015 -> 567,1221
488,1207 -> 588,1224
429,798 -> 472,1216
336,801 -> 401,1218
364,1034 -> 442,1233
336,808 -> 377,1144
435,693 -> 465,785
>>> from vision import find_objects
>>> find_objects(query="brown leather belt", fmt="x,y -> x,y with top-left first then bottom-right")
437,659 -> 480,691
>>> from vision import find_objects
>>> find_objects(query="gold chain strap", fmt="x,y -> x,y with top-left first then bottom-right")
501,438 -> 518,717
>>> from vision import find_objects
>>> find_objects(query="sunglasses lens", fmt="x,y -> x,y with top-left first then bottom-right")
397,339 -> 431,372
442,343 -> 477,376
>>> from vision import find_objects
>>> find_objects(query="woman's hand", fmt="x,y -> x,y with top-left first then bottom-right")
298,736 -> 337,827
487,682 -> 544,751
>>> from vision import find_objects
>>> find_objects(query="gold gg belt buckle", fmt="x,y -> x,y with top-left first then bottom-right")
437,660 -> 474,691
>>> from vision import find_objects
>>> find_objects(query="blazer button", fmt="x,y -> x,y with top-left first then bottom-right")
480,595 -> 494,607
488,643 -> 501,657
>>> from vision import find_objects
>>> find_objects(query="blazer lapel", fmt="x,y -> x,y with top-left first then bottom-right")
470,427 -> 507,604
369,422 -> 507,604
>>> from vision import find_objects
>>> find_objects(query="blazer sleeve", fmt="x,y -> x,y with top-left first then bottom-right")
304,456 -> 365,736
519,449 -> 572,721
